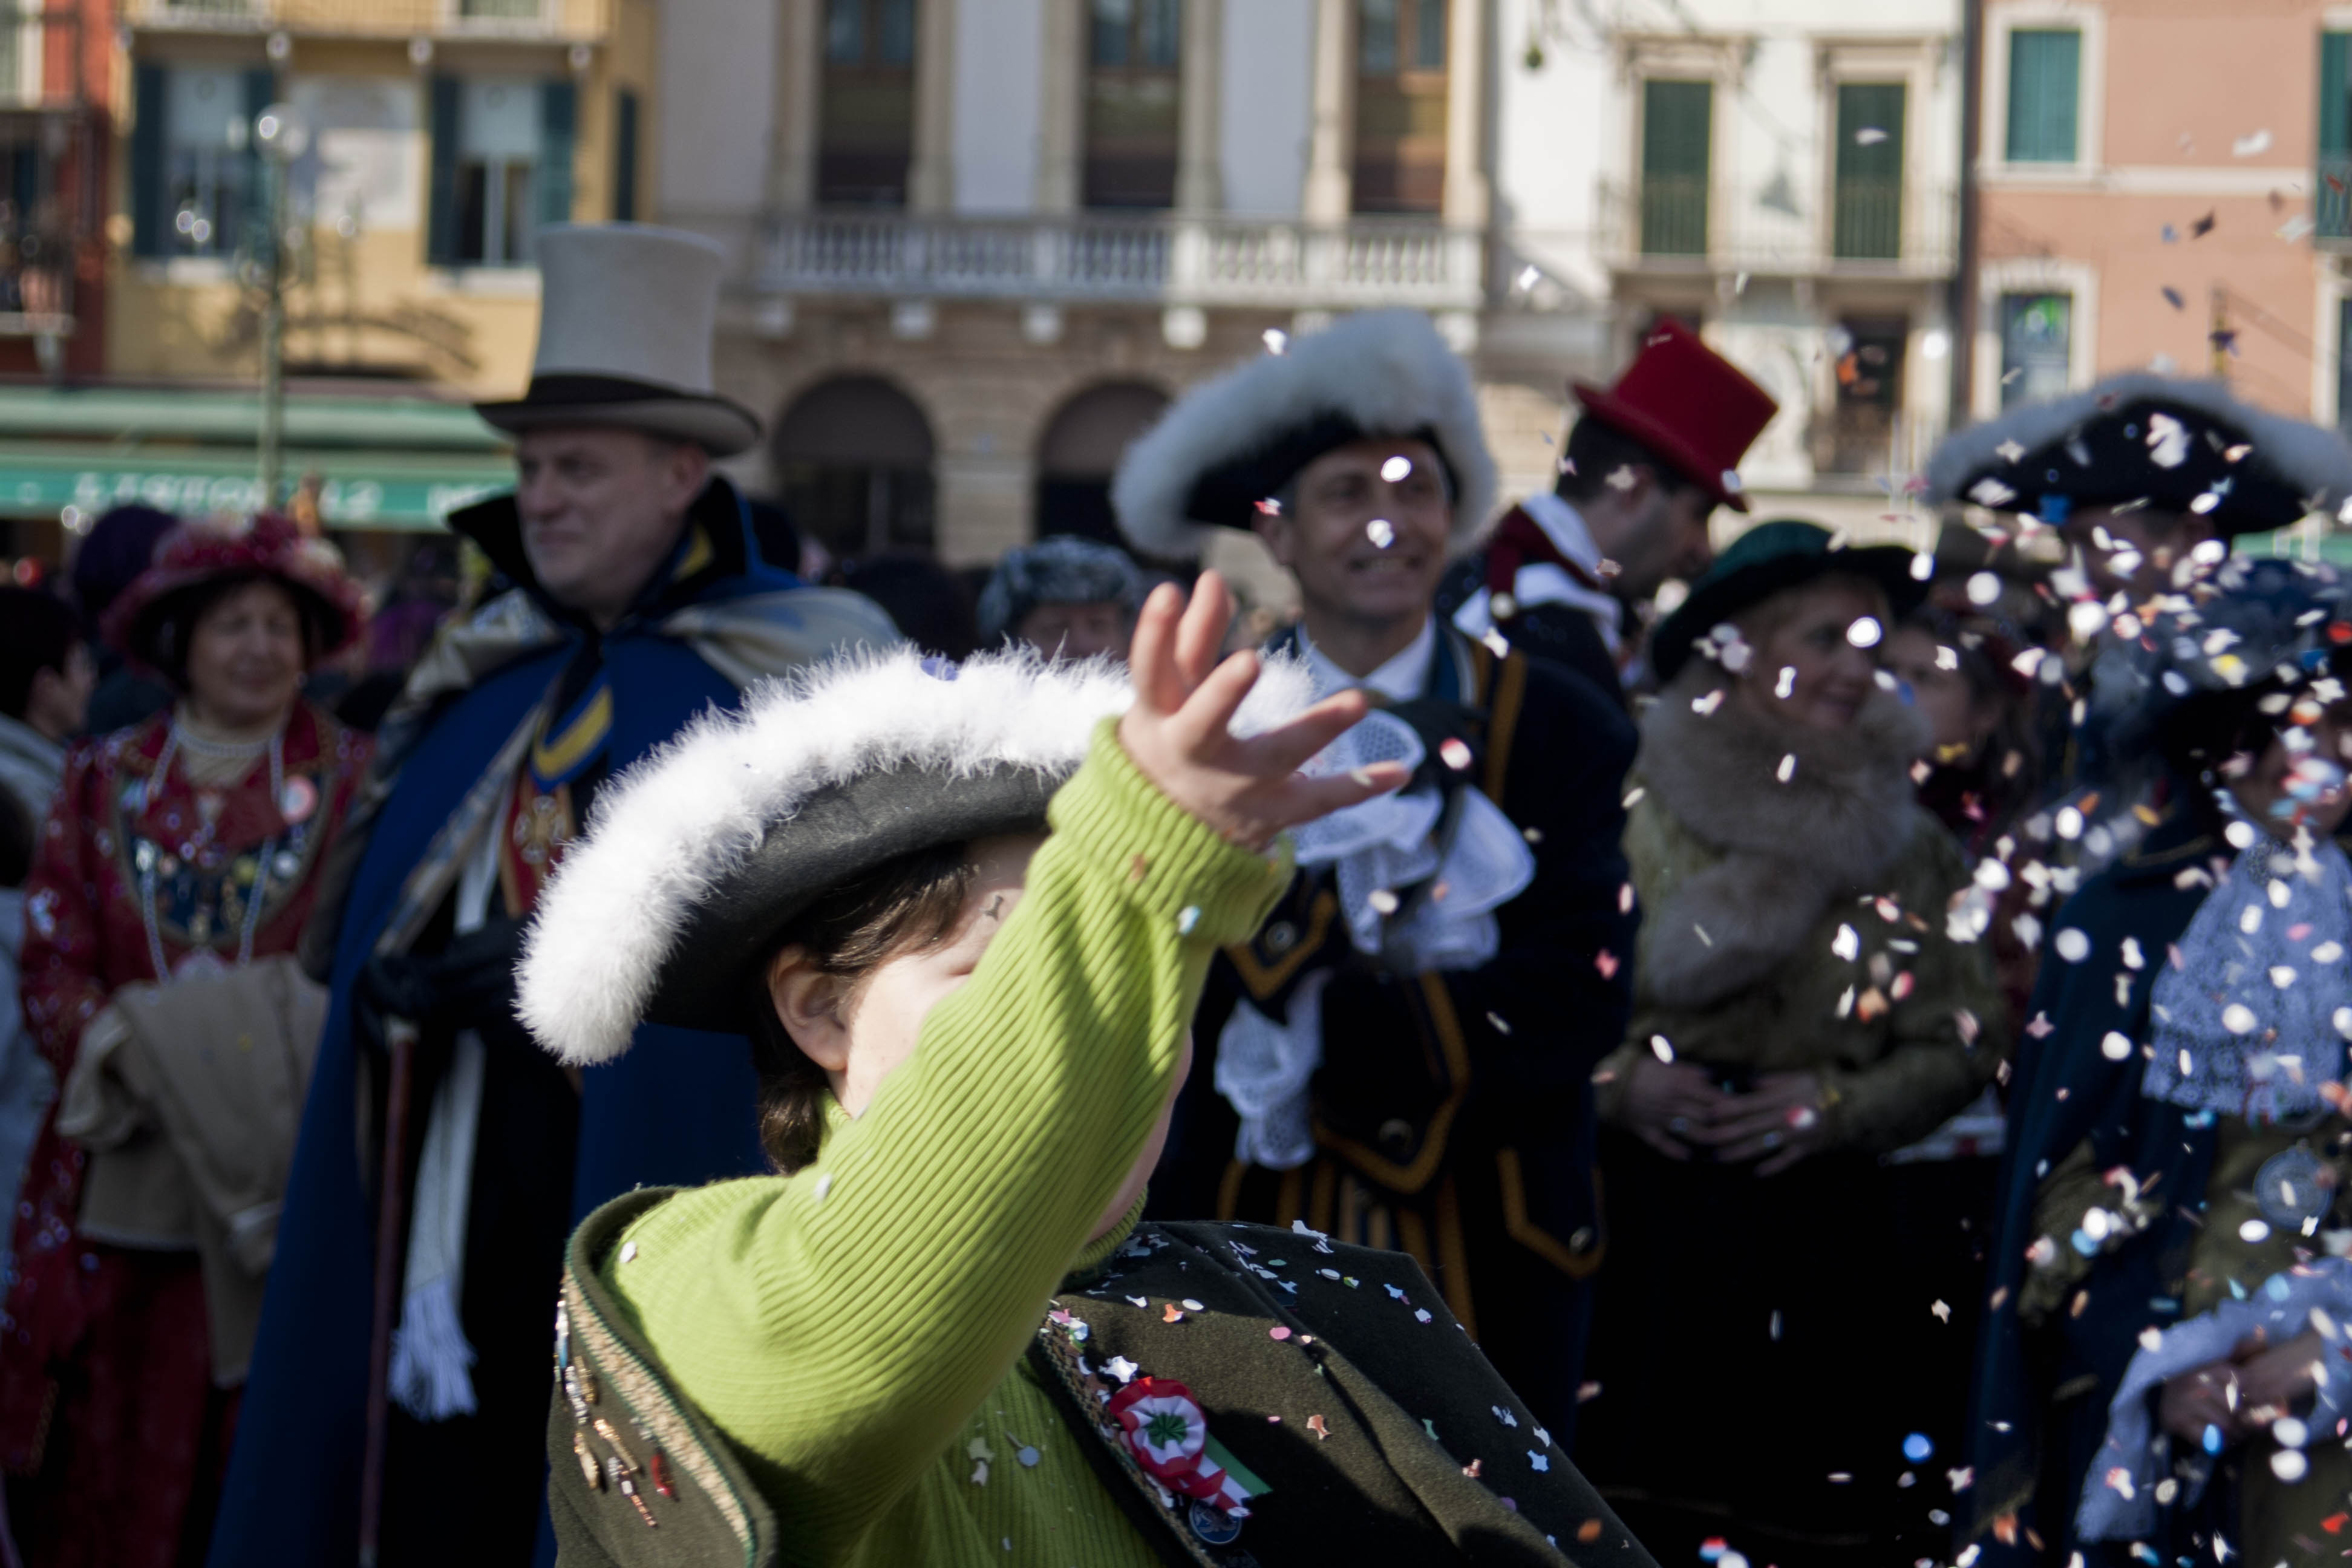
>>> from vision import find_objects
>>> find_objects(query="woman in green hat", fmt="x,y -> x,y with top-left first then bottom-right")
1576,521 -> 2007,1564
518,573 -> 1654,1566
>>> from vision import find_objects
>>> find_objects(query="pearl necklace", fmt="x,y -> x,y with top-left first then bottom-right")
137,716 -> 287,979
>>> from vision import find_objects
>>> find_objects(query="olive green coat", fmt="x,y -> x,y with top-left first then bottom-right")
548,1194 -> 1656,1568
1595,671 -> 2005,1151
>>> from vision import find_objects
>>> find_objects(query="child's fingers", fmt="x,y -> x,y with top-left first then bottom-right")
1174,571 -> 1232,689
1126,581 -> 1186,716
1270,761 -> 1410,826
1169,648 -> 1263,753
1246,689 -> 1373,776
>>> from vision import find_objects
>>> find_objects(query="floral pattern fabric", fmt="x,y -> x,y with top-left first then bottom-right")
0,703 -> 369,1568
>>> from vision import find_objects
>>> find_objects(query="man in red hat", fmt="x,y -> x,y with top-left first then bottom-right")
1454,321 -> 1778,697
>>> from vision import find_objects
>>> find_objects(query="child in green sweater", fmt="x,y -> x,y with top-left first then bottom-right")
518,575 -> 1651,1567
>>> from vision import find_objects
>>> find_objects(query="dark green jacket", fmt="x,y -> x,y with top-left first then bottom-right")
549,1191 -> 1655,1567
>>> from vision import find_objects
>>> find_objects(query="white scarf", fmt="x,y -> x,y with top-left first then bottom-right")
1215,628 -> 1535,1169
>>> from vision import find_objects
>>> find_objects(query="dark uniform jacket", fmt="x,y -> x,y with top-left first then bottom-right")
549,1192 -> 1657,1567
1153,629 -> 1639,1437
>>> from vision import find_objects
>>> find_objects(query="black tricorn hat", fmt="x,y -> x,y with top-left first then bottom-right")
516,647 -> 1316,1063
1926,372 -> 2352,539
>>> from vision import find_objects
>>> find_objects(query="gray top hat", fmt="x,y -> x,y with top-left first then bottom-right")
474,223 -> 762,457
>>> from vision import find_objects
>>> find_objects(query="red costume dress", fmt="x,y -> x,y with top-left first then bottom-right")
0,702 -> 370,1568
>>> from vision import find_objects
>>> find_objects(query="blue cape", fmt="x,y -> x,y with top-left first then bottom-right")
1967,811 -> 2227,1560
210,493 -> 797,1564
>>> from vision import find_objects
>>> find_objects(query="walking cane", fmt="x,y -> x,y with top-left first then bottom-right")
358,1015 -> 420,1568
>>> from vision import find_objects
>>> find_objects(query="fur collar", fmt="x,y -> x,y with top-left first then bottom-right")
1633,666 -> 1930,1008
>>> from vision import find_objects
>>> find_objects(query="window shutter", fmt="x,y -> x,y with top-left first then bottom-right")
538,78 -> 577,231
1642,80 -> 1710,180
2323,34 -> 2350,157
2007,30 -> 2079,163
130,61 -> 166,258
612,90 -> 639,221
426,76 -> 460,265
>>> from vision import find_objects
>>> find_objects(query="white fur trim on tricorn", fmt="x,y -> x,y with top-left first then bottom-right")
517,645 -> 1316,1065
1111,309 -> 1499,561
1926,370 -> 2352,508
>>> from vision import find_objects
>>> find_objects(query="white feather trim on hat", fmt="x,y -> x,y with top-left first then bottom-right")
516,644 -> 1316,1066
1926,371 -> 2352,508
1111,309 -> 1499,561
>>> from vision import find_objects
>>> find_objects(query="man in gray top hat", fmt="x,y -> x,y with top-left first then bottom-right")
214,224 -> 898,1567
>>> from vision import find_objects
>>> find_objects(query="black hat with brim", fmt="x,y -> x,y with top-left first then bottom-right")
1926,373 -> 2352,539
641,763 -> 1059,1039
1650,519 -> 1929,684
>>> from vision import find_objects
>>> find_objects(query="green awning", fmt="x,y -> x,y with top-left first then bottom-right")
0,385 -> 516,532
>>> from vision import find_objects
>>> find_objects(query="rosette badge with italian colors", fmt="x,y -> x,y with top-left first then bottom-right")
472,223 -> 762,457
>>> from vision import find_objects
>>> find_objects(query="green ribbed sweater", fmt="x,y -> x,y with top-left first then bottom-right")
599,722 -> 1292,1566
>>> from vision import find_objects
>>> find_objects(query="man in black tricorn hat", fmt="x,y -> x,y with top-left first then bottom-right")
1928,372 -> 2352,867
213,224 -> 898,1566
1118,311 -> 1640,1443
1929,370 -> 2352,601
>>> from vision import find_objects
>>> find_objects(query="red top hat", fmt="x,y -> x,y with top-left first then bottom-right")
1571,320 -> 1779,512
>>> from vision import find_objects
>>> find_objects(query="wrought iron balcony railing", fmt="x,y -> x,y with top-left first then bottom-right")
1598,177 -> 1956,278
753,211 -> 1485,312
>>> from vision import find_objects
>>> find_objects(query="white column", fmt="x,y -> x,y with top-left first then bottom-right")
1302,0 -> 1354,221
907,0 -> 958,211
1034,0 -> 1085,212
1176,0 -> 1223,212
769,0 -> 821,211
1440,0 -> 1487,227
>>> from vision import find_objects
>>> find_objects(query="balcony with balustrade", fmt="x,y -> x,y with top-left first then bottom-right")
122,0 -> 612,41
1597,176 -> 1956,279
751,211 -> 1485,315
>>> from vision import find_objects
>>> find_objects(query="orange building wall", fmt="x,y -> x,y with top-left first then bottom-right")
1981,1 -> 2333,419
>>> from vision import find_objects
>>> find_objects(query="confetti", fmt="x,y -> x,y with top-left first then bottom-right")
1595,950 -> 1619,979
2274,1448 -> 2310,1481
1439,737 -> 1474,772
1514,264 -> 1540,292
1777,754 -> 1797,783
1463,1457 -> 1483,1477
1269,1325 -> 1291,1341
2101,1032 -> 2134,1061
619,1242 -> 638,1264
1528,1450 -> 1550,1471
1263,328 -> 1288,354
2233,129 -> 2273,157
2161,286 -> 2185,311
1367,518 -> 1396,549
1414,1308 -> 1432,1323
1368,888 -> 1400,916
813,1173 -> 833,1201
1493,1405 -> 1519,1427
1177,906 -> 1200,935
1846,617 -> 1883,649
1307,1414 -> 1331,1440
1380,456 -> 1413,482
2056,928 -> 2091,962
1932,1299 -> 1952,1322
1650,1034 -> 1675,1063
1904,1432 -> 1935,1462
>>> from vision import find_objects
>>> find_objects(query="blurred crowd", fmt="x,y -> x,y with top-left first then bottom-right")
2,227 -> 2352,1568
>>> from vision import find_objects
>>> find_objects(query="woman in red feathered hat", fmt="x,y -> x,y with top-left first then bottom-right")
0,515 -> 373,1568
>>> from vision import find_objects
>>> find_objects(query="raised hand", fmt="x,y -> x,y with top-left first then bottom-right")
1118,572 -> 1407,851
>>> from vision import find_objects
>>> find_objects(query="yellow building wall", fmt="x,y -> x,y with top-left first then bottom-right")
104,21 -> 655,400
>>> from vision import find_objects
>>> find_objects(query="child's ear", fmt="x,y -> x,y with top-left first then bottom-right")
767,948 -> 852,1074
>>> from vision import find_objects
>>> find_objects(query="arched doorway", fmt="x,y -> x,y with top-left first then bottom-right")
1034,381 -> 1168,546
773,375 -> 936,559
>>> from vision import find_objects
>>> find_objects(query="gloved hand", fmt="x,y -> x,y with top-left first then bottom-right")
354,917 -> 528,1054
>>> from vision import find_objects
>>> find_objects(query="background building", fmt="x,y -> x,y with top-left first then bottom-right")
657,0 -> 1966,598
0,0 -> 652,574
